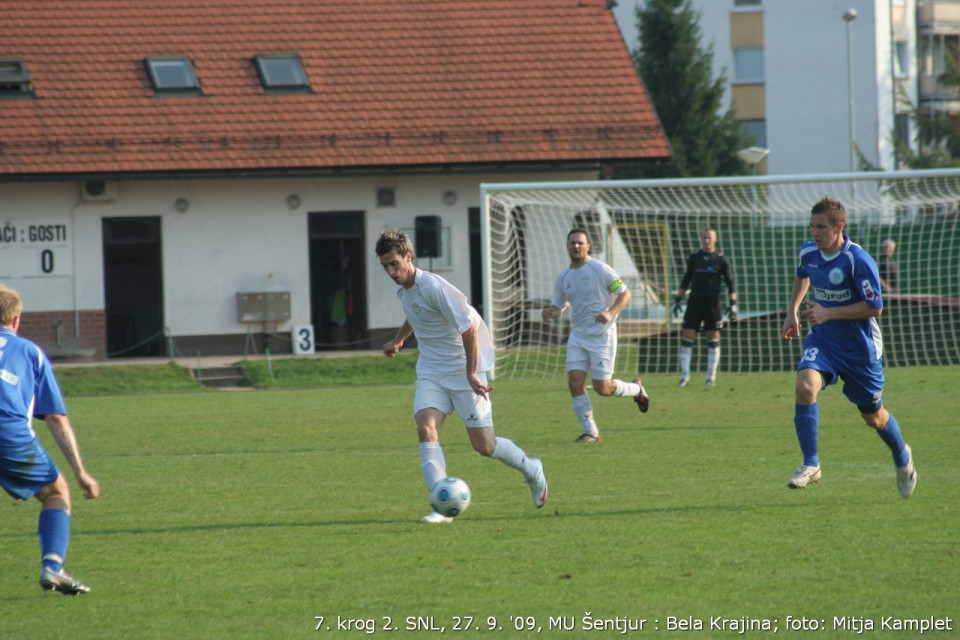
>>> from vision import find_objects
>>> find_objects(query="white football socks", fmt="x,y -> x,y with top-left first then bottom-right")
706,341 -> 720,381
492,436 -> 532,476
419,441 -> 446,490
680,344 -> 693,379
572,393 -> 599,437
612,379 -> 641,397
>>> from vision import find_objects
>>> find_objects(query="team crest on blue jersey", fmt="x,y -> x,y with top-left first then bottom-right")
412,302 -> 422,315
861,280 -> 878,301
581,276 -> 590,286
829,268 -> 844,285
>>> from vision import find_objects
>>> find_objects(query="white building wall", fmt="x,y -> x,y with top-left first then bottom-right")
614,0 -> 916,176
1,171 -> 594,351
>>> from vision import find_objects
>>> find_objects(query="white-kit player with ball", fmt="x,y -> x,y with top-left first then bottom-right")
376,229 -> 548,523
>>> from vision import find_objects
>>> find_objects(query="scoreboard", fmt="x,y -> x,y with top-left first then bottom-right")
0,221 -> 73,279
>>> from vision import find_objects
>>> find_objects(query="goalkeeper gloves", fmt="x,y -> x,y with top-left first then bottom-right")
672,297 -> 684,318
726,303 -> 738,322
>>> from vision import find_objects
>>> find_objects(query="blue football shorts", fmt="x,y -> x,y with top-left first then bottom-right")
0,438 -> 61,501
797,333 -> 885,412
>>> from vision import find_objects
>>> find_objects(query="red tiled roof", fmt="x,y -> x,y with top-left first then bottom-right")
1,0 -> 670,177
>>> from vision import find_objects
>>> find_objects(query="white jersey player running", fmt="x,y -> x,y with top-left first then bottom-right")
542,228 -> 650,443
376,229 -> 548,523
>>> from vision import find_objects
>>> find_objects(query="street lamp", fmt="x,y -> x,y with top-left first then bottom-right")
843,8 -> 858,173
737,146 -> 770,228
737,146 -> 770,174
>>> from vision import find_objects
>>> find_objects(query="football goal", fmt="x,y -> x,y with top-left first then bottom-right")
481,169 -> 960,380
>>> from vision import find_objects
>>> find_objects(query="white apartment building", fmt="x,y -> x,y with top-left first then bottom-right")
614,0 -> 919,176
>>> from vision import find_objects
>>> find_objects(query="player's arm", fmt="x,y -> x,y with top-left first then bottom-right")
781,277 -> 809,340
43,414 -> 100,500
541,303 -> 566,321
802,300 -> 881,326
723,257 -> 737,303
595,287 -> 631,324
723,257 -> 738,319
673,257 -> 694,315
675,261 -> 693,299
383,320 -> 414,357
543,274 -> 568,321
461,323 -> 492,399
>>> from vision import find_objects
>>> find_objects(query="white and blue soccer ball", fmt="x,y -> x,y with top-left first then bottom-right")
430,477 -> 471,517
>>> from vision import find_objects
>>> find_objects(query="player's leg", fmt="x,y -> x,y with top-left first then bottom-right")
35,476 -> 71,571
703,301 -> 724,385
415,408 -> 448,489
678,300 -> 703,387
678,329 -> 695,387
567,368 -> 602,442
589,332 -> 648,414
413,380 -> 455,522
842,366 -> 916,498
789,367 -> 826,489
2,438 -> 89,595
565,338 -> 601,442
455,391 -> 547,508
34,475 -> 90,594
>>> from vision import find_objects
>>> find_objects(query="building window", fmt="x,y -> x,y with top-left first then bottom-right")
733,48 -> 764,82
0,58 -> 34,97
741,120 -> 767,148
924,36 -> 947,76
144,57 -> 202,94
895,113 -> 910,148
253,54 -> 310,92
894,41 -> 909,79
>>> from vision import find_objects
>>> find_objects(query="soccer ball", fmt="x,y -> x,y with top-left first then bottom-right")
429,477 -> 471,517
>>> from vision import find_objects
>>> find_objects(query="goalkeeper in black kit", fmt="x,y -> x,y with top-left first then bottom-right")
672,227 -> 737,387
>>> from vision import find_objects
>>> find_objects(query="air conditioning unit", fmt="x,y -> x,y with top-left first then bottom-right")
81,180 -> 118,203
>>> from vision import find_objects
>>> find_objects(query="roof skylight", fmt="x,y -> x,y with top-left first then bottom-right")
253,54 -> 310,93
144,57 -> 202,95
0,58 -> 34,97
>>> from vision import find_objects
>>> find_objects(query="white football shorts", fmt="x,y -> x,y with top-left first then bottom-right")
414,375 -> 493,428
565,330 -> 618,380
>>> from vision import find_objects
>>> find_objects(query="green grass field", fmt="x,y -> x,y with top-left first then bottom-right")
0,364 -> 956,639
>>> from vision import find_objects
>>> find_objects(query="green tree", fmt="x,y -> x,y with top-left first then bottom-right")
631,0 -> 752,177
892,47 -> 960,169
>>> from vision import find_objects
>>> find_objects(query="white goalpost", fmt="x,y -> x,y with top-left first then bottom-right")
480,169 -> 960,380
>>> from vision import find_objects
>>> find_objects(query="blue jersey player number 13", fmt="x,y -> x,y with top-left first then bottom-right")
780,197 -> 916,499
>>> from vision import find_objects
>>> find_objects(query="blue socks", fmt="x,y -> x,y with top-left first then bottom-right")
794,403 -> 819,467
795,403 -> 907,469
875,412 -> 908,467
38,508 -> 70,572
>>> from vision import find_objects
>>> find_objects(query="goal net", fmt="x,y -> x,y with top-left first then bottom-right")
481,169 -> 960,380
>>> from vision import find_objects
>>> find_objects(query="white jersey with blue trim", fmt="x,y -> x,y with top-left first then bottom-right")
397,269 -> 494,385
0,328 -> 67,447
551,257 -> 627,338
796,236 -> 884,362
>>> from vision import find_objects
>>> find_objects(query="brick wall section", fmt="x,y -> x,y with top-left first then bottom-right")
18,310 -> 106,359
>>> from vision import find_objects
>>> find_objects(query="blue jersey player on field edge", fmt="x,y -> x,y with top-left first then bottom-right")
780,197 -> 916,498
0,284 -> 100,593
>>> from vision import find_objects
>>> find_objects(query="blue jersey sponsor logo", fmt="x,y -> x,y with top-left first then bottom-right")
812,287 -> 852,302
